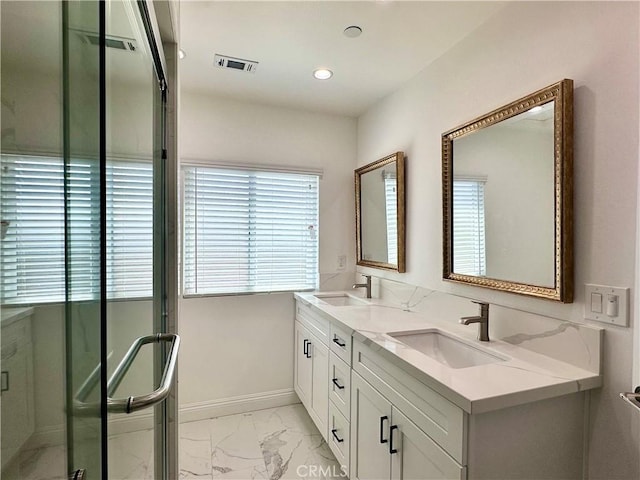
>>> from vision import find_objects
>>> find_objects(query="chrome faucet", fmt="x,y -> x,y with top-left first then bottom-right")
353,274 -> 372,299
460,301 -> 490,342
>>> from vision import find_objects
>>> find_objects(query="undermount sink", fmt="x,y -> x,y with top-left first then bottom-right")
388,329 -> 506,369
314,293 -> 368,307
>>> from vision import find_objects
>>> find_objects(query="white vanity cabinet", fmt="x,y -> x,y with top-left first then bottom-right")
351,339 -> 465,480
295,293 -> 596,479
294,300 -> 354,473
351,337 -> 586,480
1,308 -> 35,470
351,372 -> 464,480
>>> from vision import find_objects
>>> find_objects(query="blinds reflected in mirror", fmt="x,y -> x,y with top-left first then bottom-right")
452,176 -> 486,277
383,173 -> 397,265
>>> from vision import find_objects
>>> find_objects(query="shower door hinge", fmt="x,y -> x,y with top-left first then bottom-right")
159,78 -> 167,92
162,148 -> 167,160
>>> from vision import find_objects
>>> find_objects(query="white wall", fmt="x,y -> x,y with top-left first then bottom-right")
357,2 -> 639,478
178,93 -> 357,408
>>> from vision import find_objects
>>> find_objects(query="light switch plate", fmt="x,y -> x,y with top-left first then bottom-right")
584,284 -> 629,326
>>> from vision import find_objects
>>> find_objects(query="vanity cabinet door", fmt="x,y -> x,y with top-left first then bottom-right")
309,334 -> 329,438
294,321 -> 313,408
390,408 -> 465,480
294,320 -> 329,439
351,372 -> 392,480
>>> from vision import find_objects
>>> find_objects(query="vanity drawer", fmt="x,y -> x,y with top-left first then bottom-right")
329,352 -> 351,419
329,322 -> 352,365
296,301 -> 330,347
328,400 -> 350,475
353,339 -> 466,463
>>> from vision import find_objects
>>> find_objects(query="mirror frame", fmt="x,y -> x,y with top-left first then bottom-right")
442,79 -> 573,302
355,151 -> 406,272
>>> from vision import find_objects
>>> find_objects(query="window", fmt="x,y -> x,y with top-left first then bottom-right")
453,177 -> 486,276
0,153 -> 153,304
182,165 -> 319,295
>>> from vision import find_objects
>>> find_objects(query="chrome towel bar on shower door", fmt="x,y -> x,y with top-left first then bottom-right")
74,333 -> 180,415
108,333 -> 181,414
620,386 -> 640,413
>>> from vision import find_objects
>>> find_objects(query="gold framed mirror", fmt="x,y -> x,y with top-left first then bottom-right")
442,79 -> 573,302
356,152 -> 406,272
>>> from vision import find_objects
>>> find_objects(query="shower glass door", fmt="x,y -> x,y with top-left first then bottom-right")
103,0 -> 170,478
65,0 -> 172,478
64,1 -> 105,478
1,0 -> 172,478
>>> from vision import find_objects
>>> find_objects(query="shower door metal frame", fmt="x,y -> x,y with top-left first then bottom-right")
132,1 -> 177,479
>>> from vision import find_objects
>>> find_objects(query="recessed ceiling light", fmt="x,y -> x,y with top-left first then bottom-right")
178,49 -> 186,59
343,25 -> 363,38
313,69 -> 333,80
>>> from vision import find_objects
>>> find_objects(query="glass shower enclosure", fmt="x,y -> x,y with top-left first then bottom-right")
0,1 -> 177,478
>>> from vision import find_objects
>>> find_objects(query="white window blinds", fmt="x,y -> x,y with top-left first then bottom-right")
1,155 -> 66,303
384,174 -> 398,265
0,153 -> 153,304
106,159 -> 153,298
453,178 -> 486,277
182,166 -> 319,295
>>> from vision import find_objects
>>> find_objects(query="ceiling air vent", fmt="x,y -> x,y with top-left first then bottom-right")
75,30 -> 138,52
214,54 -> 258,74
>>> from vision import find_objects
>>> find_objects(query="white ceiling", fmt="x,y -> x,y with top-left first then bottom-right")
179,1 -> 507,117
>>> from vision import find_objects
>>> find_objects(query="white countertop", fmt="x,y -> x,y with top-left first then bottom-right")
295,291 -> 602,414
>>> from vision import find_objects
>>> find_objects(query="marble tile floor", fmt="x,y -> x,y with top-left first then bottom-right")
179,403 -> 343,480
3,404 -> 343,480
3,428 -> 155,480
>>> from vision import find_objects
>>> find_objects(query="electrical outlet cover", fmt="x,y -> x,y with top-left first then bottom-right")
584,284 -> 629,327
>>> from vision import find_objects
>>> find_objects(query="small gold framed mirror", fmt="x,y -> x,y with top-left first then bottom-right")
356,152 -> 406,272
442,79 -> 573,302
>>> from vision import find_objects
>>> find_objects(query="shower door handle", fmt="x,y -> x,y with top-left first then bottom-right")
620,386 -> 640,413
107,333 -> 181,414
73,334 -> 181,415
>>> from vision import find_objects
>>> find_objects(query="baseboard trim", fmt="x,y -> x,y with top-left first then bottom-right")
25,389 -> 299,449
25,409 -> 155,450
179,388 -> 299,424
25,425 -> 64,451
